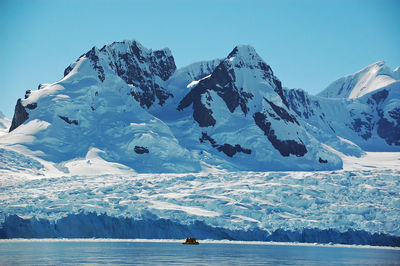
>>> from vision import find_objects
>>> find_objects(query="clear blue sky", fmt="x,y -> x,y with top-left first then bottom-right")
1,0 -> 399,118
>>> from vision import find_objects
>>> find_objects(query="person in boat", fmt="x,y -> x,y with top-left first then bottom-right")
183,237 -> 199,245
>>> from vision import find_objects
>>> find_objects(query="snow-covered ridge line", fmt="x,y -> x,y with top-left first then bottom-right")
318,61 -> 400,99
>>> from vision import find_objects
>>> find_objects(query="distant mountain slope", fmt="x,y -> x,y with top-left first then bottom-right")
286,80 -> 400,151
0,111 -> 10,136
318,61 -> 400,99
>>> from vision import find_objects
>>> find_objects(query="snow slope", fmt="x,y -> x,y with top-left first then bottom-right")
0,112 -> 10,137
318,61 -> 400,99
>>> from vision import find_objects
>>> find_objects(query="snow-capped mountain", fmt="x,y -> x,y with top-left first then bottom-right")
318,61 -> 400,99
285,62 -> 400,151
175,45 -> 340,170
3,40 -> 342,172
6,40 -> 199,173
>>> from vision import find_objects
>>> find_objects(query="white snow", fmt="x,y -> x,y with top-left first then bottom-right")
62,148 -> 136,176
341,152 -> 400,170
0,111 -> 11,137
318,61 -> 399,99
186,74 -> 211,88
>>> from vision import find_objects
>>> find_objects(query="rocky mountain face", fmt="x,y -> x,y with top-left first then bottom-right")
285,62 -> 400,152
3,40 -> 399,172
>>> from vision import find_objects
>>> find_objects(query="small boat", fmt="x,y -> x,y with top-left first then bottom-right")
182,237 -> 199,245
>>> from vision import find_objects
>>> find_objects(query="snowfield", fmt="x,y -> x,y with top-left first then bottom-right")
1,150 -> 399,243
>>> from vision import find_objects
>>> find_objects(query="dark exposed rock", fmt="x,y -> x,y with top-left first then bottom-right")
26,103 -> 37,110
199,132 -> 217,145
200,132 -> 251,157
24,90 -> 31,99
350,116 -> 373,140
134,146 -> 149,154
217,144 -> 251,157
253,112 -> 307,157
389,107 -> 400,121
209,61 -> 254,115
178,86 -> 216,127
64,65 -> 73,77
377,114 -> 400,146
106,41 -> 176,108
284,88 -> 315,119
319,157 -> 328,163
272,79 -> 289,108
372,89 -> 388,104
264,98 -> 299,124
58,115 -> 78,125
85,47 -> 105,82
9,99 -> 29,132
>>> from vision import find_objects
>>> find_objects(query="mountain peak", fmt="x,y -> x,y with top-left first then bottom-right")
101,39 -> 145,52
228,45 -> 257,56
99,39 -> 173,59
318,61 -> 399,99
227,45 -> 264,64
62,39 -> 176,108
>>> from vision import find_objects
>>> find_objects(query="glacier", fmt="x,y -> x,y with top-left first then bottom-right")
0,150 -> 399,246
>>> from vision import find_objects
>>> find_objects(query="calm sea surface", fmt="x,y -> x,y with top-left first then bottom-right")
0,240 -> 399,265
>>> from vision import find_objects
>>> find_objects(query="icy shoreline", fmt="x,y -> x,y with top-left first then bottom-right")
1,238 -> 399,251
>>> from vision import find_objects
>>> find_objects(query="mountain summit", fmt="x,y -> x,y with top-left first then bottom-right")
3,39 -> 399,173
318,61 -> 400,99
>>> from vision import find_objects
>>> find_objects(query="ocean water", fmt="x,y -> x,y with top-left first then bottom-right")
0,240 -> 399,265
